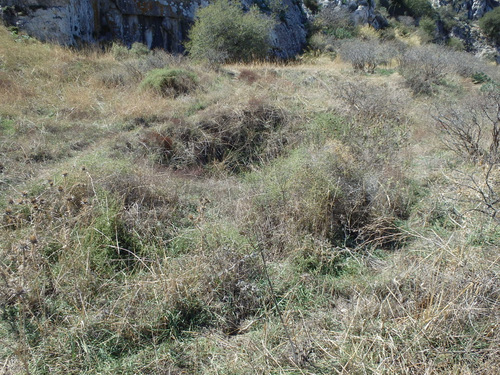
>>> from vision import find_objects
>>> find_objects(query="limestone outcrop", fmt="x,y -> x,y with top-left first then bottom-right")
0,0 -> 307,58
1,0 -> 96,45
317,0 -> 388,29
429,0 -> 499,60
431,0 -> 499,20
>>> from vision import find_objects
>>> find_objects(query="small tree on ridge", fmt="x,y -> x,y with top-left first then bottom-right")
186,0 -> 275,64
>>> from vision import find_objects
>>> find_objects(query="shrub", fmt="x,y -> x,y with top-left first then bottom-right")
110,42 -> 150,60
303,0 -> 320,14
307,32 -> 330,52
437,5 -> 459,33
399,45 -> 495,94
358,25 -> 380,40
446,36 -> 465,51
434,90 -> 500,164
139,68 -> 197,97
339,39 -> 395,73
336,79 -> 410,129
307,32 -> 337,56
472,71 -> 492,84
248,142 -> 409,251
403,0 -> 434,18
313,5 -> 357,40
110,42 -> 129,60
129,42 -> 150,57
419,16 -> 436,39
399,45 -> 450,95
434,90 -> 500,222
186,0 -> 275,64
479,6 -> 500,43
163,99 -> 288,172
440,48 -> 489,78
379,0 -> 434,18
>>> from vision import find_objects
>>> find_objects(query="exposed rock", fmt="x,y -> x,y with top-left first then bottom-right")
430,0 -> 499,20
318,0 -> 388,29
266,0 -> 308,58
429,1 -> 499,60
1,0 -> 95,45
96,0 -> 203,52
0,0 -> 307,58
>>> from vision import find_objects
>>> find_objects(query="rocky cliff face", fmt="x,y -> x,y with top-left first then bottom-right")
431,0 -> 499,20
0,0 -> 307,58
317,0 -> 388,29
1,0 -> 96,45
429,0 -> 499,60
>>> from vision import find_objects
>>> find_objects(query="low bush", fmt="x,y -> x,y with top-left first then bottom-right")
446,36 -> 465,51
139,68 -> 198,97
339,39 -> 396,73
312,5 -> 357,41
307,32 -> 336,54
160,99 -> 289,173
434,90 -> 500,164
436,5 -> 460,33
111,42 -> 150,60
419,16 -> 436,39
399,45 -> 496,94
336,79 -> 411,129
399,45 -> 450,94
472,71 -> 492,84
248,142 -> 409,252
433,89 -> 500,222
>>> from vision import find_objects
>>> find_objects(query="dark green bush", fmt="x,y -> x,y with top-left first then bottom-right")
304,0 -> 320,14
472,71 -> 492,84
419,16 -> 436,38
185,0 -> 275,64
446,36 -> 465,51
379,0 -> 434,18
479,6 -> 500,43
139,68 -> 197,97
436,5 -> 459,33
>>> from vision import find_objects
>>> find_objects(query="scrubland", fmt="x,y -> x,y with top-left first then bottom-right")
0,25 -> 499,374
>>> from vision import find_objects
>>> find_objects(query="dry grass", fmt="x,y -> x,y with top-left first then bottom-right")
1,25 -> 499,374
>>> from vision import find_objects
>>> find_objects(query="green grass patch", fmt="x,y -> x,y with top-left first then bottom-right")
139,68 -> 198,97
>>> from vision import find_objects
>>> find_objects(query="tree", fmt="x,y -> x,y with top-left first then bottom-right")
479,6 -> 500,43
185,0 -> 275,64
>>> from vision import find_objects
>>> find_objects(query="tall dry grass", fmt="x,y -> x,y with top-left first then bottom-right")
1,24 -> 499,374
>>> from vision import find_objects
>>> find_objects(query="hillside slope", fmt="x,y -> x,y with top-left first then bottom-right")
0,25 -> 499,374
